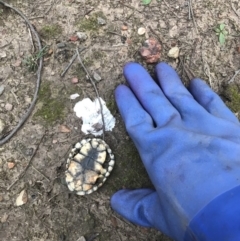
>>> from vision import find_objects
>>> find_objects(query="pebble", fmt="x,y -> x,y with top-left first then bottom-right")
15,190 -> 28,206
76,32 -> 88,41
56,42 -> 66,48
1,213 -> 8,223
97,17 -> 106,25
121,25 -> 128,31
7,162 -> 15,169
76,237 -> 86,241
71,77 -> 79,84
5,103 -> 13,111
58,125 -> 71,133
70,93 -> 80,100
0,119 -> 5,134
0,85 -> 5,96
52,139 -> 58,144
168,46 -> 180,58
0,51 -> 7,58
93,71 -> 102,82
138,27 -> 146,35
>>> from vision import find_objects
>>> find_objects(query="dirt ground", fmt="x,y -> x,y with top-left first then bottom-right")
0,0 -> 240,240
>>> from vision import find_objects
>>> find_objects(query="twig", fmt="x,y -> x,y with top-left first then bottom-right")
45,0 -> 55,15
148,26 -> 163,45
230,0 -> 240,18
28,27 -> 35,52
188,0 -> 192,20
10,90 -> 20,104
188,0 -> 199,34
31,165 -> 50,182
60,47 -> 87,77
76,48 -> 105,140
107,31 -> 123,37
60,53 -> 77,77
162,0 -> 179,19
0,1 -> 43,146
228,69 -> 240,84
118,2 -> 142,13
62,48 -> 86,76
7,133 -> 46,190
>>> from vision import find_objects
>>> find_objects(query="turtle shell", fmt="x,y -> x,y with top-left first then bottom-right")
65,138 -> 114,195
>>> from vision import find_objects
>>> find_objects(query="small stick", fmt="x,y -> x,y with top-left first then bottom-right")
7,133 -> 46,190
189,0 -> 199,34
230,0 -> 240,17
60,47 -> 86,77
188,0 -> 192,20
10,90 -> 20,104
162,0 -> 179,18
107,31 -> 123,37
76,48 -> 105,140
118,2 -> 142,13
228,69 -> 240,84
45,0 -> 55,15
31,165 -> 50,182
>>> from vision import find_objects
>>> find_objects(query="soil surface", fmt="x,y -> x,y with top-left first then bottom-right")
0,0 -> 240,241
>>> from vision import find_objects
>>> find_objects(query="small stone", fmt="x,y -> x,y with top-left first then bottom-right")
0,51 -> 7,58
71,77 -> 79,84
121,25 -> 128,31
7,162 -> 15,169
70,93 -> 80,100
237,46 -> 240,53
0,195 -> 3,202
1,213 -> 8,223
5,103 -> 13,111
52,139 -> 58,144
16,190 -> 28,206
0,119 -> 5,134
57,43 -> 66,48
138,27 -> 146,35
58,125 -> 71,133
168,46 -> 180,58
76,32 -> 88,41
93,71 -> 102,82
76,237 -> 86,241
69,35 -> 79,42
13,59 -> 22,67
48,49 -> 53,55
0,85 -> 5,96
97,17 -> 106,25
25,97 -> 32,103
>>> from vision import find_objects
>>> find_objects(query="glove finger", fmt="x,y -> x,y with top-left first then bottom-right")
155,63 -> 208,120
123,62 -> 181,127
115,85 -> 154,139
111,189 -> 169,234
189,78 -> 239,124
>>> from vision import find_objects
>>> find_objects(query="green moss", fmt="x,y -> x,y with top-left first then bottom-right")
225,84 -> 240,114
104,140 -> 152,194
40,24 -> 62,39
106,98 -> 117,114
34,82 -> 66,125
91,50 -> 106,60
76,12 -> 106,32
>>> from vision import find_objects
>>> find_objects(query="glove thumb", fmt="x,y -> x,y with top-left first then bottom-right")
111,188 -> 166,230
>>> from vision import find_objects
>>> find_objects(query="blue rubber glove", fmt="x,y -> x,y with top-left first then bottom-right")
111,62 -> 240,241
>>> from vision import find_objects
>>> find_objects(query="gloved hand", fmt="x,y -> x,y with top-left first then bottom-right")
111,62 -> 240,241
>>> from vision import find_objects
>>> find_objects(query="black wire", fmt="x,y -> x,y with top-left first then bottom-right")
0,1 -> 43,145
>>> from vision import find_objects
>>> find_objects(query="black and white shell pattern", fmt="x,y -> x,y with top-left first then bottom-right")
65,138 -> 115,195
